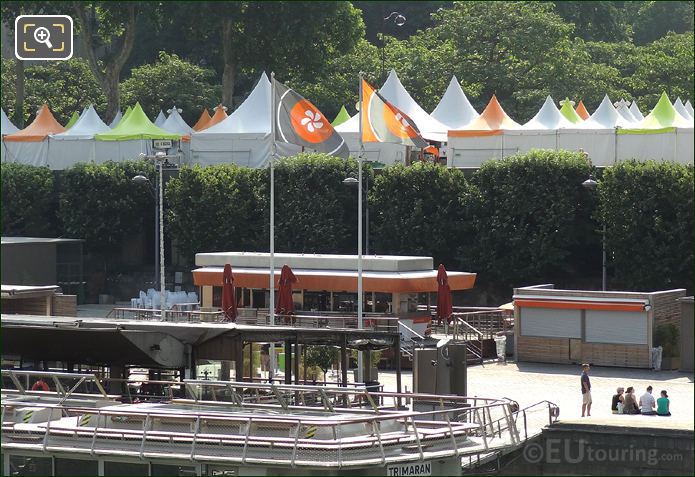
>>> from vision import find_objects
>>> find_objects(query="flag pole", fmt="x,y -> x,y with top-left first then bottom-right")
270,71 -> 277,380
357,73 -> 364,385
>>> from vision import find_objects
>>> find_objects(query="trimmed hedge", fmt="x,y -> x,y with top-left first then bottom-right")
1,163 -> 55,237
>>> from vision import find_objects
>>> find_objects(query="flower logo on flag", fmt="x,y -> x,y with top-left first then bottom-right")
300,110 -> 324,133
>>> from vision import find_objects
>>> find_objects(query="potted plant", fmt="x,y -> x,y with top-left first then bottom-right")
654,324 -> 680,370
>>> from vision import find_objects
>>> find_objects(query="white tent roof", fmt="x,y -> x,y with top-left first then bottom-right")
686,100 -> 694,118
522,96 -> 573,129
1,108 -> 19,135
614,100 -> 637,123
674,97 -> 693,120
629,101 -> 644,121
575,95 -> 634,129
154,110 -> 167,127
379,70 -> 448,141
197,73 -> 271,135
334,112 -> 358,133
50,105 -> 110,140
161,106 -> 193,136
430,76 -> 479,130
109,110 -> 123,128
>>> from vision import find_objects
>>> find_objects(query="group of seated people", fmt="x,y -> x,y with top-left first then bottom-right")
612,385 -> 671,415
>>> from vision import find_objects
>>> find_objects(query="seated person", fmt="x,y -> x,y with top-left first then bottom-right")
622,387 -> 640,414
639,385 -> 657,415
611,387 -> 625,414
656,390 -> 671,416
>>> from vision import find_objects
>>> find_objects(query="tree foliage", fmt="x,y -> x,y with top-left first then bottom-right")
120,52 -> 221,124
305,346 -> 339,381
1,163 -> 55,237
599,161 -> 693,291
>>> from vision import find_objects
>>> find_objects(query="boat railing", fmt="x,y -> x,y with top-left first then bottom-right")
1,386 -> 521,467
1,370 -> 111,404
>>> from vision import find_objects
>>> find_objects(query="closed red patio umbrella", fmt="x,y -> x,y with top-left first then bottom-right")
436,264 -> 453,325
276,264 -> 297,323
221,264 -> 237,322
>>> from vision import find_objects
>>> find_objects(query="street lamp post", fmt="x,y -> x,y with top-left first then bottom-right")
380,11 -> 406,82
581,177 -> 606,291
133,151 -> 172,320
343,175 -> 369,255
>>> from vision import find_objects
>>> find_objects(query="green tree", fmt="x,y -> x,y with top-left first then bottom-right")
461,150 -> 594,289
599,161 -> 693,291
58,161 -> 155,255
1,58 -> 107,125
165,164 -> 267,265
305,346 -> 339,382
120,52 -> 221,124
371,162 -> 467,267
629,0 -> 694,44
551,1 -> 632,42
1,163 -> 55,236
73,2 -> 142,121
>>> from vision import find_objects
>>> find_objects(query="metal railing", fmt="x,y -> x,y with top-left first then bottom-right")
1,378 -> 521,469
450,317 -> 484,364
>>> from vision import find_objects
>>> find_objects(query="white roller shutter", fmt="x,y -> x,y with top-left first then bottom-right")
585,310 -> 648,344
520,307 -> 581,338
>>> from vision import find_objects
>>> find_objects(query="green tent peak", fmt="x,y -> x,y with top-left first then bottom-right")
65,111 -> 80,129
95,102 -> 181,141
559,99 -> 582,124
331,105 -> 351,127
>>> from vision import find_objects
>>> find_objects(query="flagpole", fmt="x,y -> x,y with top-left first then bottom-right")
357,73 -> 364,385
270,71 -> 277,380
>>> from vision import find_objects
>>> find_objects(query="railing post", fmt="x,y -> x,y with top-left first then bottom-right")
190,416 -> 201,462
409,416 -> 424,461
42,414 -> 52,452
139,414 -> 151,460
373,419 -> 386,464
241,417 -> 251,463
523,410 -> 528,441
291,419 -> 302,467
90,410 -> 101,456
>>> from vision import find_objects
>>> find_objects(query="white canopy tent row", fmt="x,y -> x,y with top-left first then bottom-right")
47,105 -> 111,169
1,108 -> 19,136
154,109 -> 167,127
673,97 -> 693,121
160,106 -> 193,162
447,93 -> 693,168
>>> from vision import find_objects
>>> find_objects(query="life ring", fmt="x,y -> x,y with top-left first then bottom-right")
31,380 -> 50,392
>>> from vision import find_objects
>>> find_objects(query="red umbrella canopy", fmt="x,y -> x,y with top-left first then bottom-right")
436,264 -> 453,322
221,264 -> 237,322
276,264 -> 298,315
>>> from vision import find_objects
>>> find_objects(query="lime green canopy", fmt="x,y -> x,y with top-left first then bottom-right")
618,92 -> 692,134
331,105 -> 351,127
64,111 -> 80,129
559,99 -> 582,124
95,103 -> 180,141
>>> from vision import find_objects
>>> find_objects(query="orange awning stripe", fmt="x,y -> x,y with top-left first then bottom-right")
193,269 -> 476,293
515,299 -> 645,312
448,129 -> 504,138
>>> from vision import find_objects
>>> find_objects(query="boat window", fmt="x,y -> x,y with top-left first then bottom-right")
206,466 -> 238,476
104,461 -> 148,476
54,457 -> 97,476
9,455 -> 52,476
151,464 -> 197,476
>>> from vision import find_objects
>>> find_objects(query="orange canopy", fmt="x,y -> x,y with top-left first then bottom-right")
4,104 -> 65,142
448,95 -> 521,137
199,105 -> 228,131
575,100 -> 590,120
192,109 -> 212,131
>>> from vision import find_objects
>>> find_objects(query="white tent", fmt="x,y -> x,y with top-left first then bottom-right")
577,96 -> 634,129
161,106 -> 193,136
190,73 -> 300,168
1,108 -> 19,136
109,110 -> 123,128
629,101 -> 644,121
379,69 -> 448,141
503,96 -> 574,153
161,106 -> 193,163
154,110 -> 167,127
686,100 -> 694,118
615,102 -> 638,124
333,113 -> 408,165
47,105 -> 111,169
673,97 -> 693,121
430,76 -> 479,130
522,96 -> 573,129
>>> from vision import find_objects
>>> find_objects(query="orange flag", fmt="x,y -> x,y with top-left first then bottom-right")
360,79 -> 428,147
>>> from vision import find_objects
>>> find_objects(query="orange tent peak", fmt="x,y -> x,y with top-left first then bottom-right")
200,104 -> 229,130
575,100 -> 590,120
192,109 -> 212,131
4,103 -> 65,142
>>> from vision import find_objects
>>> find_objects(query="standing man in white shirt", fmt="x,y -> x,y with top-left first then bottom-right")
639,385 -> 656,415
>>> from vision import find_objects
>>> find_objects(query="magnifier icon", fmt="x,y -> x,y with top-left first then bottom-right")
33,27 -> 53,49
